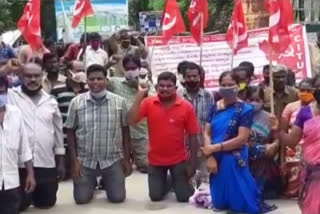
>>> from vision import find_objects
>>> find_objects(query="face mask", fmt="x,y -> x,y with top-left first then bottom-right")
90,89 -> 107,99
125,69 -> 140,80
121,40 -> 130,49
298,92 -> 314,103
238,82 -> 247,91
251,101 -> 263,113
139,77 -> 148,85
219,86 -> 238,101
178,74 -> 185,83
313,89 -> 320,105
0,94 -> 7,108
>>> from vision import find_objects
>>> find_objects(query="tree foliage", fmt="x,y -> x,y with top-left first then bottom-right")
0,0 -> 15,31
0,0 -> 57,40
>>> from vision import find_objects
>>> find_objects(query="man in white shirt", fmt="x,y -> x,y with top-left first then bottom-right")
8,63 -> 65,211
0,75 -> 36,214
78,32 -> 117,70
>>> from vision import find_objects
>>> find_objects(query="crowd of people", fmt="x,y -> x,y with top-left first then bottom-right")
0,29 -> 319,214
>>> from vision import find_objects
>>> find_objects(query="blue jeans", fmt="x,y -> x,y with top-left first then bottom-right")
73,160 -> 125,204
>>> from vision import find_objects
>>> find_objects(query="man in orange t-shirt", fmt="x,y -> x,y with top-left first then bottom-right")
128,71 -> 200,202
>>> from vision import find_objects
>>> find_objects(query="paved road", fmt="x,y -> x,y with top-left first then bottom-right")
22,172 -> 301,214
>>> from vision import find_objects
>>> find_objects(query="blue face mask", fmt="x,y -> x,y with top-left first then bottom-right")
0,94 -> 8,108
219,86 -> 238,101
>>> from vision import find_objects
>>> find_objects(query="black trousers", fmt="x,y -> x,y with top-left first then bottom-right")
64,146 -> 71,180
148,161 -> 194,202
19,168 -> 58,211
0,186 -> 21,214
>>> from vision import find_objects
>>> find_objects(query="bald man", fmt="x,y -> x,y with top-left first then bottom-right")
8,63 -> 65,211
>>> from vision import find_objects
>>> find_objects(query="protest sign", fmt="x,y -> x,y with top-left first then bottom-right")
145,24 -> 312,89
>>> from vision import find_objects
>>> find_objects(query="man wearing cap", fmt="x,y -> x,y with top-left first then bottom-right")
51,60 -> 87,179
263,64 -> 298,119
108,55 -> 155,173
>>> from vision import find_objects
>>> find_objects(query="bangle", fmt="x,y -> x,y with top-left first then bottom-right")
220,143 -> 224,152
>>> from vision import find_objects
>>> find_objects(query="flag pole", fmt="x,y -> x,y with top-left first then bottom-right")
84,17 -> 87,71
199,12 -> 204,66
231,30 -> 236,70
269,47 -> 275,115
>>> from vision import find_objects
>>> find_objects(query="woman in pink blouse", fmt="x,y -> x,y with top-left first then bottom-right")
280,78 -> 314,197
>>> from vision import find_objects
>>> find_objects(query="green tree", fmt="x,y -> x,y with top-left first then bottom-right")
1,0 -> 57,40
0,0 -> 15,32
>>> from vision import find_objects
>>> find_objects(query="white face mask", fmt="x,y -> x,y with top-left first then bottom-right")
125,69 -> 140,80
90,89 -> 107,99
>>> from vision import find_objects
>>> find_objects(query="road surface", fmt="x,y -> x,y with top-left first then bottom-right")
22,172 -> 301,214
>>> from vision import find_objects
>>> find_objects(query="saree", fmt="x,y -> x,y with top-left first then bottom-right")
295,106 -> 320,214
208,102 -> 276,213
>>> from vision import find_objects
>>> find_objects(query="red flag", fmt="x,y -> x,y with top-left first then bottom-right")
265,0 -> 294,53
72,0 -> 94,28
161,0 -> 186,44
226,0 -> 248,54
17,0 -> 42,51
187,0 -> 208,45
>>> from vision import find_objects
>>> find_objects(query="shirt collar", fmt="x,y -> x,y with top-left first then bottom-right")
14,86 -> 51,105
182,88 -> 204,98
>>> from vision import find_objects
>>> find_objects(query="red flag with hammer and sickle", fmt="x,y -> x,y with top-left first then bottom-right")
72,0 -> 94,28
187,0 -> 209,45
17,0 -> 42,51
161,0 -> 186,44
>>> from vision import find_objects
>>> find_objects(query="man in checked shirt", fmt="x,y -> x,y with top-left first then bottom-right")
177,62 -> 214,186
65,64 -> 131,204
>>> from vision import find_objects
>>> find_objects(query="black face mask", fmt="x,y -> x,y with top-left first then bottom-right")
21,84 -> 42,97
313,89 -> 320,105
